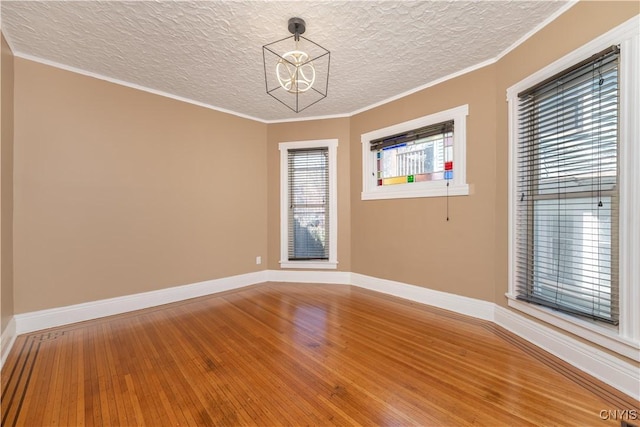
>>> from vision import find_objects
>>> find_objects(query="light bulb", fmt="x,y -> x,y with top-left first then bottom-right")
276,50 -> 316,93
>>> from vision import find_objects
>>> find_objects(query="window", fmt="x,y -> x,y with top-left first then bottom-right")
516,46 -> 620,324
371,120 -> 453,186
361,105 -> 469,200
507,17 -> 639,359
288,148 -> 329,261
279,139 -> 338,269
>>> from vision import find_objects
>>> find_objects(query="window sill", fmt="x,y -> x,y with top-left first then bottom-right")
506,294 -> 639,361
361,183 -> 469,201
280,260 -> 338,270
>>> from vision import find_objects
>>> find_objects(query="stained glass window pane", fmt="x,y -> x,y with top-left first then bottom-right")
375,125 -> 453,186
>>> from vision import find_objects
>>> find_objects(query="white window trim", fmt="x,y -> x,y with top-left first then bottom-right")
279,139 -> 338,270
506,16 -> 640,360
361,104 -> 469,200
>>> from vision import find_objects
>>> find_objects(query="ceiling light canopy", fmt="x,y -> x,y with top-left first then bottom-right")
263,17 -> 330,113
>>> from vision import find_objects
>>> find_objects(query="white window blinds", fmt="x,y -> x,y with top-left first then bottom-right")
287,148 -> 329,261
515,46 -> 620,324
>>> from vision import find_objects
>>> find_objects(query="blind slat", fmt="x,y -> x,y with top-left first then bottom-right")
370,120 -> 454,151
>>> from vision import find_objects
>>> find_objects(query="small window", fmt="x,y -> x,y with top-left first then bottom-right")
279,139 -> 338,269
361,105 -> 469,200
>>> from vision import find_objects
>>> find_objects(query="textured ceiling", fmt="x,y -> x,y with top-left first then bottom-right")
1,1 -> 571,122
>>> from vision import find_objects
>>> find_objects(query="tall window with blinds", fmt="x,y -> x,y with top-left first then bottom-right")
515,46 -> 620,324
287,148 -> 329,261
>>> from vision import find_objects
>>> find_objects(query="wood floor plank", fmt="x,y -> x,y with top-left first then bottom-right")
2,282 -> 638,426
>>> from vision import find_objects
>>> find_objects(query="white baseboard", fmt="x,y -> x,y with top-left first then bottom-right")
14,270 -> 268,335
351,273 -> 495,321
494,306 -> 640,401
8,268 -> 638,400
1,316 -> 17,369
267,269 -> 351,285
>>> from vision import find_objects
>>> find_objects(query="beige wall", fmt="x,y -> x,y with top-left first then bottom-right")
267,118 -> 351,271
1,33 -> 15,333
350,65 -> 498,302
13,59 -> 268,313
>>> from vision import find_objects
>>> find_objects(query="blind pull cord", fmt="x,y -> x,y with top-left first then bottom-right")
446,181 -> 450,222
597,64 -> 604,208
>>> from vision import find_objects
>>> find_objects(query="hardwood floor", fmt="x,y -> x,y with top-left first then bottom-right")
2,282 -> 638,426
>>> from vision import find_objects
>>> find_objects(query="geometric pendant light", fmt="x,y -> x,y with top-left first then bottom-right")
263,17 -> 330,113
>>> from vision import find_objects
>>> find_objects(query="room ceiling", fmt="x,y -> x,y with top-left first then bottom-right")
1,1 -> 571,123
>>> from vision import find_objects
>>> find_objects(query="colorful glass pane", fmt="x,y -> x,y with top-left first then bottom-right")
374,126 -> 454,186
382,176 -> 409,185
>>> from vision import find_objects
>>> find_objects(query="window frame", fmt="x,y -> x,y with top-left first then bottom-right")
360,104 -> 469,200
279,139 -> 338,269
506,16 -> 640,360
361,105 -> 470,200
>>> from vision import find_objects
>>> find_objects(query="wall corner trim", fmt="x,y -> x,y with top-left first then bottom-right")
1,316 -> 17,370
